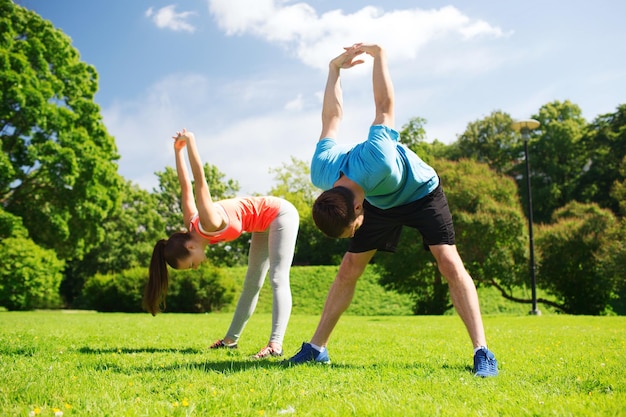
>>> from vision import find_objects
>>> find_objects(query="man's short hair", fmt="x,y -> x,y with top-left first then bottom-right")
312,186 -> 356,238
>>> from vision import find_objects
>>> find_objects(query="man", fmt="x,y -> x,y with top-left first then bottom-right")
287,43 -> 498,377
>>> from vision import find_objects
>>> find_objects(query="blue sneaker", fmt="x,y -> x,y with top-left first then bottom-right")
287,342 -> 331,364
473,347 -> 498,377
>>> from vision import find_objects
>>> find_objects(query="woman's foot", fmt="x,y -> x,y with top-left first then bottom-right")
252,345 -> 283,359
209,339 -> 238,349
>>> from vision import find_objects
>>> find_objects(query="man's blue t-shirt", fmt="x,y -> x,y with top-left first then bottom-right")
310,125 -> 439,209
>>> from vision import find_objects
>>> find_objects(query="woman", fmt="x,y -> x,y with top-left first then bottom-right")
145,128 -> 299,359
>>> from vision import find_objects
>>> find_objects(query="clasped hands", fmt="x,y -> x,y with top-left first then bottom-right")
173,128 -> 193,150
331,43 -> 383,70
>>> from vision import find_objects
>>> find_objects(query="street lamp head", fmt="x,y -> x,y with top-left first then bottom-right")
511,119 -> 540,141
511,119 -> 540,132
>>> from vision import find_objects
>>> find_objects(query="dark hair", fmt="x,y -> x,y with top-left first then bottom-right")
312,186 -> 356,238
144,232 -> 192,315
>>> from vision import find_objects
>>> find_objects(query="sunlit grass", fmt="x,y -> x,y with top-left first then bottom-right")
1,311 -> 624,416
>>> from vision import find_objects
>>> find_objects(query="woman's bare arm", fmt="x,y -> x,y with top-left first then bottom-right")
174,129 -> 225,232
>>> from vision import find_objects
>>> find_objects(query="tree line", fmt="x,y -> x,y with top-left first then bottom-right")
1,1 -> 624,314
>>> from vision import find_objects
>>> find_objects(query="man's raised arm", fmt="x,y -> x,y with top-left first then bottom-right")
319,44 -> 366,140
359,44 -> 394,128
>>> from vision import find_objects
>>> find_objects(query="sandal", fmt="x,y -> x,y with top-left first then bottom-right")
209,339 -> 238,349
252,345 -> 283,359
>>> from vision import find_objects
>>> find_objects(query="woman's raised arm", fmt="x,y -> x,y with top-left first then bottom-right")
174,128 -> 225,232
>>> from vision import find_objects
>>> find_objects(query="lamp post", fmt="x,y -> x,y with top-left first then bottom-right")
511,119 -> 541,316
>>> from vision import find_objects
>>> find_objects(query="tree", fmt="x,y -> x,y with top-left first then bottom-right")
399,117 -> 428,152
61,181 -> 165,305
536,202 -> 620,315
518,100 -> 588,224
1,1 -> 121,261
375,159 -> 528,314
597,217 -> 626,314
610,155 -> 626,217
268,157 -> 348,265
450,101 -> 604,225
399,117 -> 457,164
575,104 -> 626,217
454,111 -> 519,174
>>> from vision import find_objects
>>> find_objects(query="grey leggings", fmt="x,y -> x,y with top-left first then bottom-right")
224,199 -> 299,346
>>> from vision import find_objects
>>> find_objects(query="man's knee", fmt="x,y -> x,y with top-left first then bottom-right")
337,250 -> 375,281
431,245 -> 467,278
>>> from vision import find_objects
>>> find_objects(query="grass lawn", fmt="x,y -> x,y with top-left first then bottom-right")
1,311 -> 624,416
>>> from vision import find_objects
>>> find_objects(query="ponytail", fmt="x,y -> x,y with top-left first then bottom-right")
144,232 -> 192,315
144,239 -> 169,315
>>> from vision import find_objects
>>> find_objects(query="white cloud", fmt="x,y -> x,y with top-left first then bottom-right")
146,5 -> 197,32
103,70 -> 318,194
208,1 -> 509,70
102,64 -> 380,195
103,73 -> 211,191
110,2 -> 517,194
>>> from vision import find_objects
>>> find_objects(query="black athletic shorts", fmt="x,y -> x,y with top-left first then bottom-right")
348,182 -> 456,253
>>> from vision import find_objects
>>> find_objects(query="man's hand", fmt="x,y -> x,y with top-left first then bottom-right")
355,44 -> 384,58
330,43 -> 366,70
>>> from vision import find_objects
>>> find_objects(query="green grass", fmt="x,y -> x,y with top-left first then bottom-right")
1,311 -> 624,416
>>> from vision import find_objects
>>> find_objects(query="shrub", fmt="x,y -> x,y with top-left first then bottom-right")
76,264 -> 237,313
536,202 -> 619,315
0,237 -> 64,310
76,267 -> 146,312
221,265 -> 414,316
166,264 -> 237,313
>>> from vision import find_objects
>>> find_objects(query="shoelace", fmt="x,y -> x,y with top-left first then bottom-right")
476,360 -> 495,371
475,351 -> 496,371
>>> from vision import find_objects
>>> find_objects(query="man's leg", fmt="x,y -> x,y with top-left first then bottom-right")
311,250 -> 376,347
288,250 -> 376,363
429,244 -> 486,347
429,244 -> 498,377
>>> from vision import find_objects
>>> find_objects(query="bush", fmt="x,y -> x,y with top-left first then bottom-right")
76,264 -> 237,313
76,267 -> 146,312
0,237 -> 64,310
536,202 -> 619,315
220,265 -> 414,316
166,264 -> 237,313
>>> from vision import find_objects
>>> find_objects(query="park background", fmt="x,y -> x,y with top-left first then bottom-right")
1,0 -> 624,317
1,2 -> 625,415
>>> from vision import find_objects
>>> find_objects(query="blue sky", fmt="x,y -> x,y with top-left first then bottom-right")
15,0 -> 626,195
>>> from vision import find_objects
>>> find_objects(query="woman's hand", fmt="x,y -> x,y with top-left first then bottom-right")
172,128 -> 193,150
